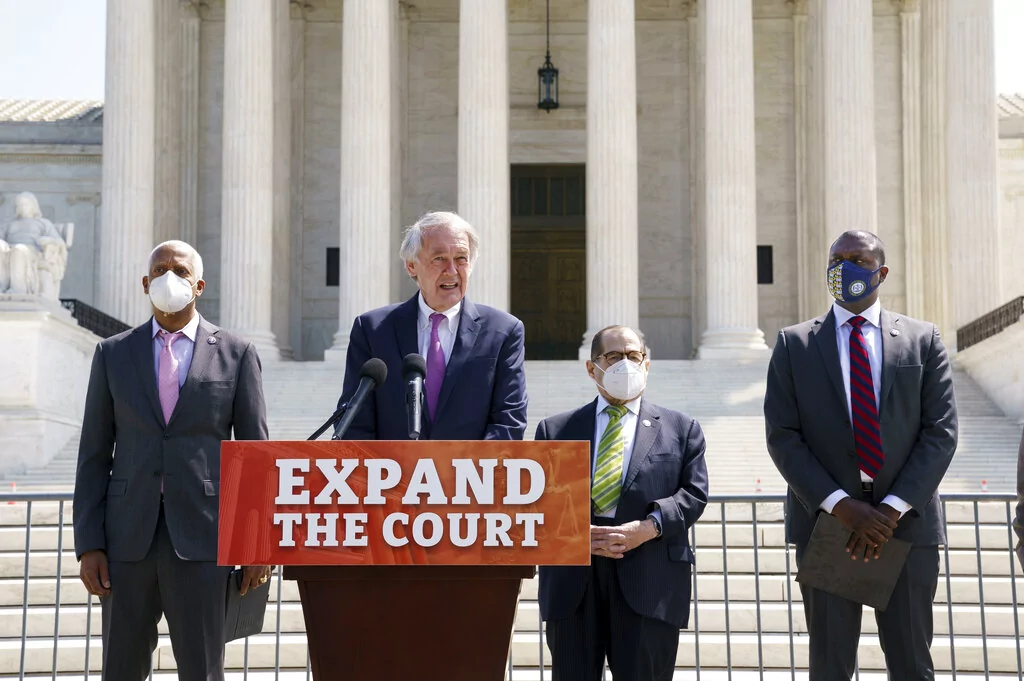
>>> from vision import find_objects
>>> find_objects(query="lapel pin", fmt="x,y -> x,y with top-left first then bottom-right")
207,336 -> 217,345
890,329 -> 900,337
642,419 -> 652,427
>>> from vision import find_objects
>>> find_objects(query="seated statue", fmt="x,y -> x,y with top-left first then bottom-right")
0,192 -> 73,300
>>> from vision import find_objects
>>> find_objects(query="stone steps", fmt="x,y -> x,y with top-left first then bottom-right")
4,362 -> 1020,493
7,629 -> 1024,675
5,600 -> 1024,639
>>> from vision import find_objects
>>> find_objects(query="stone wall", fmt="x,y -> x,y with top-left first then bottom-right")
999,139 -> 1024,302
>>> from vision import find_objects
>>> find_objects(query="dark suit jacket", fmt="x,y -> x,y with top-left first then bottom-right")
536,398 -> 709,628
73,316 -> 268,562
337,294 -> 528,441
764,308 -> 958,548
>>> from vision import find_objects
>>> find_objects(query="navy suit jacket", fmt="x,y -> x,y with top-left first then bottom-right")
337,294 -> 528,441
536,398 -> 709,628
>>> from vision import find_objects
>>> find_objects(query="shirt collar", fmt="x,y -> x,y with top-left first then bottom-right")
152,312 -> 200,342
417,293 -> 461,334
596,394 -> 642,418
832,299 -> 882,329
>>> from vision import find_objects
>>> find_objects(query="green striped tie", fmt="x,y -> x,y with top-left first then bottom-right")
592,404 -> 628,514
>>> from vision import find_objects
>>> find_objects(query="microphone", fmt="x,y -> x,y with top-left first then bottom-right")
403,353 -> 427,440
330,358 -> 388,440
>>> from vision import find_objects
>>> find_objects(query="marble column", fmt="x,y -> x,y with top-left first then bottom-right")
289,6 -> 307,358
791,0 -> 816,320
179,0 -> 201,247
899,0 -> 924,318
946,0 -> 1002,330
272,0 -> 293,359
220,0 -> 278,357
97,0 -> 156,325
458,0 -> 509,311
153,0 -> 182,246
327,0 -> 394,359
687,0 -> 706,356
697,0 -> 768,358
921,0 -> 952,339
581,0 -> 639,359
806,0 -> 877,313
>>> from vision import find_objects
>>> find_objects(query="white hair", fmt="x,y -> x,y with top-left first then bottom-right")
399,211 -> 480,268
14,192 -> 41,219
148,240 -> 204,281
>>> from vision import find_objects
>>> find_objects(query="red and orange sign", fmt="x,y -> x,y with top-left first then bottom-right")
218,440 -> 591,567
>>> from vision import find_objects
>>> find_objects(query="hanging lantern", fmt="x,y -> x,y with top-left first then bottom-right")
537,0 -> 559,112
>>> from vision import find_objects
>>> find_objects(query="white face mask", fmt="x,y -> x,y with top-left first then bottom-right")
148,272 -> 196,314
593,359 -> 648,402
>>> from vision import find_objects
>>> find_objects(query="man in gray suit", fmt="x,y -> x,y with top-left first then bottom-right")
74,240 -> 271,681
764,230 -> 957,681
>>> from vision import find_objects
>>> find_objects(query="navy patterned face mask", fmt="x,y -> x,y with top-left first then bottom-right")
827,260 -> 882,303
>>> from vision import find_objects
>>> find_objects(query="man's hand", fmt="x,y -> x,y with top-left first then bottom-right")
590,520 -> 659,560
832,498 -> 897,562
80,550 -> 111,597
239,565 -> 271,596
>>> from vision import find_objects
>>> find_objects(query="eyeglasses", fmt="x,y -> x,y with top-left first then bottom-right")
592,350 -> 646,365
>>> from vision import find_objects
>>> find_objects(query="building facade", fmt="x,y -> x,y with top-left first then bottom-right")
1,0 -> 1021,361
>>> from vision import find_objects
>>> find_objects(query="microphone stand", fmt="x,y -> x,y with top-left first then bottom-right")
307,402 -> 349,441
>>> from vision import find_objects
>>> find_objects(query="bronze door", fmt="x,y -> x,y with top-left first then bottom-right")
510,165 -> 586,360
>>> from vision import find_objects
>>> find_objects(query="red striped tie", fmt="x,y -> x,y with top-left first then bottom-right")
848,316 -> 883,477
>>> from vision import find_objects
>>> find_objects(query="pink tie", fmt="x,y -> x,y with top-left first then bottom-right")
158,330 -> 184,425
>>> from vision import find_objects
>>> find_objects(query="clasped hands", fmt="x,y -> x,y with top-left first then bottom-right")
590,519 -> 659,559
832,498 -> 901,562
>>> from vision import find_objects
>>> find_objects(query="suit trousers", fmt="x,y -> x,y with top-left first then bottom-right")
100,503 -> 231,681
796,543 -> 940,681
546,550 -> 679,680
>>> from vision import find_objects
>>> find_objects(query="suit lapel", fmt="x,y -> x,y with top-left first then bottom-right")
879,309 -> 905,409
167,317 -> 219,427
392,294 -> 420,361
811,309 -> 849,413
434,298 -> 482,421
622,399 -> 661,494
570,399 -> 599,449
129,320 -> 165,427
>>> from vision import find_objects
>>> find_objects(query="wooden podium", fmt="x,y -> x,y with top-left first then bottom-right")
219,440 -> 591,681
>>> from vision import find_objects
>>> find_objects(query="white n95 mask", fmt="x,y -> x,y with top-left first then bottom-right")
594,359 -> 647,402
149,272 -> 196,314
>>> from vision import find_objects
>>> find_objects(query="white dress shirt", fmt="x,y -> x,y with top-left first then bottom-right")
820,301 -> 910,517
151,313 -> 200,388
591,394 -> 662,526
416,293 -> 461,363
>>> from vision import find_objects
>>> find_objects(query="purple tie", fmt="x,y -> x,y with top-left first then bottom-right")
424,313 -> 447,421
158,330 -> 184,424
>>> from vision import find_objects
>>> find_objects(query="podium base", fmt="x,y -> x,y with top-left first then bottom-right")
284,565 -> 535,681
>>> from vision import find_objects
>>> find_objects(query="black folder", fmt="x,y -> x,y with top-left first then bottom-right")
224,568 -> 271,642
795,512 -> 911,612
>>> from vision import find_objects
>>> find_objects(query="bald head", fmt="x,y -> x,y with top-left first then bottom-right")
148,240 -> 203,282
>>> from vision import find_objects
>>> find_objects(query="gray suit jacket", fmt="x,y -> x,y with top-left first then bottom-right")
73,315 -> 268,562
764,308 -> 958,548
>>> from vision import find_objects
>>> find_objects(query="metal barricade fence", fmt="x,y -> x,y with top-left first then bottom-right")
3,491 -> 1021,680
